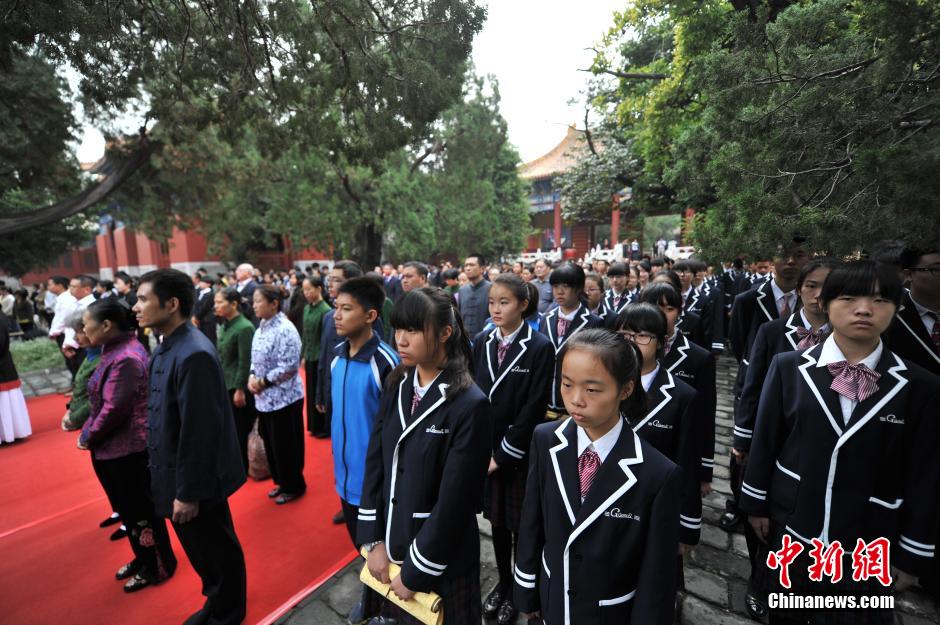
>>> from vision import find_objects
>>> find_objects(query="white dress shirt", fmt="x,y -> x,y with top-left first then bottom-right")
576,416 -> 624,465
640,364 -> 661,392
770,278 -> 797,317
909,294 -> 938,335
816,335 -> 883,426
498,321 -> 525,348
49,290 -> 77,337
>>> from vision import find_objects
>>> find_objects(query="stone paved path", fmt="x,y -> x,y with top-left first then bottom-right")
19,366 -> 72,398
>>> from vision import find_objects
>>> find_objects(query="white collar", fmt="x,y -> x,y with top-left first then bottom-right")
58,291 -> 77,302
558,306 -> 578,321
798,308 -> 830,333
413,369 -> 443,399
681,286 -> 694,299
77,293 -> 96,307
498,321 -> 524,346
641,365 -> 661,392
816,335 -> 883,370
576,416 -> 623,464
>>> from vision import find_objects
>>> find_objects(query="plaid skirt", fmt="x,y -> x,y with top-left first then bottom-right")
377,564 -> 482,625
482,462 -> 528,531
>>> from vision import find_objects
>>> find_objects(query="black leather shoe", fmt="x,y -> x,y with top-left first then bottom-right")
267,486 -> 282,498
365,618 -> 398,625
483,585 -> 504,618
100,514 -> 121,528
123,573 -> 154,593
333,509 -> 345,524
745,593 -> 768,620
719,511 -> 741,532
496,599 -> 518,625
276,491 -> 304,505
110,525 -> 128,541
116,559 -> 141,580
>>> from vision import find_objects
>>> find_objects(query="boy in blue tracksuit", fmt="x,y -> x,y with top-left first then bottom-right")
325,276 -> 399,625
326,277 -> 400,547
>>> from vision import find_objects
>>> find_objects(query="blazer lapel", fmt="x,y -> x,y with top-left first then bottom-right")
632,368 -> 674,431
398,373 -> 449,442
896,298 -> 940,367
783,313 -> 801,350
844,350 -> 908,434
548,418 -> 582,525
797,346 -> 845,437
484,328 -> 499,384
756,281 -> 777,322
664,334 -> 690,373
490,325 -> 532,398
545,308 -> 560,350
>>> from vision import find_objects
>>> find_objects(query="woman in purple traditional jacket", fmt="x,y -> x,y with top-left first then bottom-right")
78,298 -> 176,592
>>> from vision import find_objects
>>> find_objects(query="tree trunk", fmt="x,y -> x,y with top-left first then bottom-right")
354,220 -> 383,270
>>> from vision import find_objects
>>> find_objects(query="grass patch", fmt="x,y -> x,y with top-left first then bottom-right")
10,338 -> 64,374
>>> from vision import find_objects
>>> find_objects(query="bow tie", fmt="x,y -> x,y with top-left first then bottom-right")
795,326 -> 826,350
827,361 -> 881,403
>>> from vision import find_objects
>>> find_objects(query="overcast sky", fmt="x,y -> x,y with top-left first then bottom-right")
76,1 -> 623,164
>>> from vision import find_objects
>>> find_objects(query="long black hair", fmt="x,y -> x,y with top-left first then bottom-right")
388,287 -> 474,397
558,328 -> 647,421
492,273 -> 536,320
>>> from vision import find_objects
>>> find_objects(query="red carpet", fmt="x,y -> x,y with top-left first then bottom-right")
0,393 -> 357,625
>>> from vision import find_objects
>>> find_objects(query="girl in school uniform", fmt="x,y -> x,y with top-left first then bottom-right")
514,328 -> 682,625
472,273 -> 554,625
638,284 -> 717,489
583,272 -> 611,323
359,287 -> 492,625
614,303 -> 702,554
741,261 -> 940,625
730,257 -> 840,620
538,263 -> 604,419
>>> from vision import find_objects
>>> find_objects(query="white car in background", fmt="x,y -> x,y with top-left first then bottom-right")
666,244 -> 696,260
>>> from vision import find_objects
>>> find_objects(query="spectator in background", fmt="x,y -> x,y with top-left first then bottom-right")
214,288 -> 257,471
458,253 -> 492,336
234,263 -> 258,323
48,275 -> 77,371
487,266 -> 501,283
0,317 -> 31,444
300,276 -> 331,438
249,285 -> 306,505
381,261 -> 402,302
192,275 -> 218,344
61,275 -> 97,379
41,281 -> 57,326
0,284 -> 14,318
14,290 -> 35,333
442,268 -> 460,297
400,261 -> 429,296
530,258 -> 554,313
95,280 -> 116,298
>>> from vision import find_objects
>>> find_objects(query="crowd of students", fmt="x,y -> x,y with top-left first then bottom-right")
2,239 -> 938,625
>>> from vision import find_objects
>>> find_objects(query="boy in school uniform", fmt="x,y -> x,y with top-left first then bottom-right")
322,276 -> 399,624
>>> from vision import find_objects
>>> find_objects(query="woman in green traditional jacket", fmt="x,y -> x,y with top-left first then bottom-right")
301,276 -> 331,438
214,287 -> 256,470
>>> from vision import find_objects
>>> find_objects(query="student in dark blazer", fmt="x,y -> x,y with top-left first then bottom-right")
615,304 -> 702,554
537,263 -> 603,418
192,275 -> 218,344
134,269 -> 247,625
514,329 -> 681,625
639,284 -> 717,489
360,288 -> 491,625
472,275 -> 554,625
651,269 -> 708,350
741,261 -> 940,624
886,246 -> 940,377
728,257 -> 839,619
584,272 -> 612,325
603,262 -> 633,324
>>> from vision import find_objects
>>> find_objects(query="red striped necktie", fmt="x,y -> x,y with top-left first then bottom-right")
578,448 -> 601,499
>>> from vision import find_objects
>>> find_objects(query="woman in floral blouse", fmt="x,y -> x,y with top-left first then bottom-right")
249,285 -> 306,505
78,298 -> 176,592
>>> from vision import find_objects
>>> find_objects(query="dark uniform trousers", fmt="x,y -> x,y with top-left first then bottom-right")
172,500 -> 247,625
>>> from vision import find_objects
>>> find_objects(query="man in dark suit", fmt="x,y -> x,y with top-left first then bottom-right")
886,246 -> 940,377
135,269 -> 247,625
234,263 -> 257,325
191,274 -> 218,344
381,261 -> 403,302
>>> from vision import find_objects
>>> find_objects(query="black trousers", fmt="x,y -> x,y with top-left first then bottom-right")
304,360 -> 328,436
90,452 -> 120,513
64,346 -> 86,379
340,498 -> 360,548
96,451 -> 177,581
229,389 -> 257,472
258,399 -> 307,494
172,500 -> 247,625
729,451 -> 770,599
